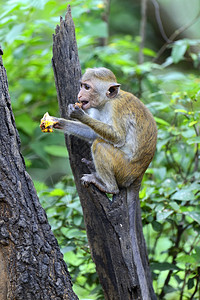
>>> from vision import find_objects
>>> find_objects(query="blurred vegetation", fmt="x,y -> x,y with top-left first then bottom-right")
0,0 -> 200,299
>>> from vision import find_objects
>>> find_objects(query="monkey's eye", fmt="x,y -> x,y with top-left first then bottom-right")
84,84 -> 91,90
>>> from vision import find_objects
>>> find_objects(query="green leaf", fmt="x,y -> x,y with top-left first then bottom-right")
157,210 -> 173,221
143,48 -> 156,57
74,215 -> 83,226
49,189 -> 65,197
154,117 -> 170,126
187,136 -> 200,144
176,254 -> 196,264
147,101 -> 169,110
174,109 -> 187,113
61,246 -> 76,254
15,114 -> 37,136
30,141 -> 50,164
183,211 -> 200,225
189,121 -> 198,127
171,190 -> 195,201
30,0 -> 49,10
171,42 -> 187,63
44,145 -> 68,157
156,138 -> 170,151
162,178 -> 177,189
65,228 -> 86,239
151,262 -> 179,271
194,246 -> 200,257
153,167 -> 167,180
64,251 -> 84,267
170,201 -> 180,211
5,23 -> 25,44
152,220 -> 162,232
182,128 -> 195,138
188,278 -> 195,290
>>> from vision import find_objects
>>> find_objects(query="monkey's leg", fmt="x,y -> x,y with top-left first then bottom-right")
87,139 -> 121,194
92,138 -> 144,190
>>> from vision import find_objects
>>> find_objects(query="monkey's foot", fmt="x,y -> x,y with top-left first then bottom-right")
81,174 -> 119,194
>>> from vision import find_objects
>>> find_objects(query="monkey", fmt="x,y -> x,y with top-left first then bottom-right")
51,67 -> 157,299
52,67 -> 157,194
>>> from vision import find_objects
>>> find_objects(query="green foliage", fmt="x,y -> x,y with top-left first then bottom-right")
171,39 -> 200,65
1,0 -> 200,299
142,86 -> 200,299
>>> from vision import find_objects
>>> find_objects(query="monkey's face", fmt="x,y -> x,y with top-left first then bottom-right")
78,79 -> 120,110
78,80 -> 102,110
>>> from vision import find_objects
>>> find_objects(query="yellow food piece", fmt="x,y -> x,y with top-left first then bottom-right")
74,102 -> 83,108
40,112 -> 56,133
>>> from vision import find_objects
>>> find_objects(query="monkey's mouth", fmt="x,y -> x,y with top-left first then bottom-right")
81,100 -> 89,110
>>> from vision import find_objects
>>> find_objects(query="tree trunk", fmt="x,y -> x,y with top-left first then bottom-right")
52,5 -> 157,300
0,51 -> 78,299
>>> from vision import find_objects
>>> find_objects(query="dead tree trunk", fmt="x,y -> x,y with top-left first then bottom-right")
52,5 -> 157,300
0,51 -> 78,299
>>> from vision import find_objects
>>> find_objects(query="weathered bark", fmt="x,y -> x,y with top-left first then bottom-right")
0,52 -> 78,299
52,5 -> 157,300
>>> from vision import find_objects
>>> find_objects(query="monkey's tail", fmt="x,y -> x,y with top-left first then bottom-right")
127,185 -> 155,300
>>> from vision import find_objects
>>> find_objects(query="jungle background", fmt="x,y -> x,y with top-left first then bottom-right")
0,0 -> 200,299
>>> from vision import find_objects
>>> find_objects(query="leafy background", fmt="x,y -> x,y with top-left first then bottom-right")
0,0 -> 200,299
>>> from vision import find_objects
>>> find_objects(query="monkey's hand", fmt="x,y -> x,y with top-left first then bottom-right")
68,104 -> 85,120
52,118 -> 66,130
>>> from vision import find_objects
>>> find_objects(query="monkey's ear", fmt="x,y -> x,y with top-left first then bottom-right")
106,84 -> 120,99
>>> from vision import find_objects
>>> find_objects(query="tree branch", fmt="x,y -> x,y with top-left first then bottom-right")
150,0 -> 171,43
139,0 -> 148,65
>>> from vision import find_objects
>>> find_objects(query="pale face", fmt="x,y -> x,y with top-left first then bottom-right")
78,80 -> 101,110
78,78 -> 120,110
78,81 -> 91,110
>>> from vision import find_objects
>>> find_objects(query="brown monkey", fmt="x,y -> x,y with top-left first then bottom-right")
52,67 -> 157,194
51,67 -> 157,299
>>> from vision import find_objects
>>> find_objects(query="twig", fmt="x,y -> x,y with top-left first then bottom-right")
159,220 -> 185,299
138,0 -> 148,97
139,0 -> 148,64
180,268 -> 190,300
153,10 -> 200,62
190,269 -> 200,300
190,101 -> 200,172
179,234 -> 200,299
150,0 -> 171,43
99,0 -> 111,46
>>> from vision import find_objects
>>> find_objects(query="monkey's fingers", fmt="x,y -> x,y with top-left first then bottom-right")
52,122 -> 62,130
81,158 -> 91,165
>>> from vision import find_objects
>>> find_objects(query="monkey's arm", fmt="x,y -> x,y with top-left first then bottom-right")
53,118 -> 97,142
69,105 -> 125,146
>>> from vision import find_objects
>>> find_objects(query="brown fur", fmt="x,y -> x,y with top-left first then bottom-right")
81,89 -> 157,193
53,67 -> 157,194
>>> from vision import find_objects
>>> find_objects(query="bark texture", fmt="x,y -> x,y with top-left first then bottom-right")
0,52 -> 78,299
52,5 -> 157,300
